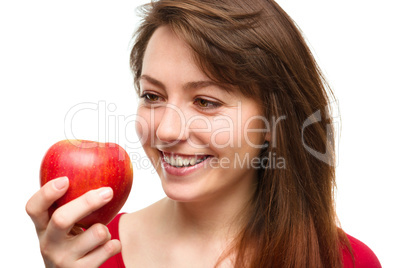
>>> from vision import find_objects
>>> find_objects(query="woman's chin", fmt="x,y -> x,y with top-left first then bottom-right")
162,187 -> 200,203
161,181 -> 213,203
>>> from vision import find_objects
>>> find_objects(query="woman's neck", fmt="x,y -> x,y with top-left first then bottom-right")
161,180 -> 256,242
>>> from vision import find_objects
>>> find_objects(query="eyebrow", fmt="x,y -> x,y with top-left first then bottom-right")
139,74 -> 232,93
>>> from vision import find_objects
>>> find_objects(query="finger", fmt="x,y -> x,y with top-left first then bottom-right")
77,239 -> 122,268
26,177 -> 69,232
70,223 -> 111,259
47,187 -> 113,238
70,225 -> 85,236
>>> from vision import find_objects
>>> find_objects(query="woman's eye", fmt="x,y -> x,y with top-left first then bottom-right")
140,93 -> 161,102
140,94 -> 221,110
194,98 -> 222,109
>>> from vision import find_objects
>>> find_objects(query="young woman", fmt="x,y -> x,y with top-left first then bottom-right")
26,0 -> 381,267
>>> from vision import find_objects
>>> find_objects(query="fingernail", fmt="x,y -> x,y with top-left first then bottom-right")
54,177 -> 68,190
99,188 -> 113,200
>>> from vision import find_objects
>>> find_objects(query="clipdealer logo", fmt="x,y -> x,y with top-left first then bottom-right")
63,99 -> 340,169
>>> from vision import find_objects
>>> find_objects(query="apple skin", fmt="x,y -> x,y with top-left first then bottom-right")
40,139 -> 133,229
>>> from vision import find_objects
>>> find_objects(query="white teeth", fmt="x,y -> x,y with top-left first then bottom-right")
162,152 -> 208,167
177,157 -> 183,166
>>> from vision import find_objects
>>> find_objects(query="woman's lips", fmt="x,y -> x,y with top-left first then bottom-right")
159,150 -> 212,176
160,150 -> 210,158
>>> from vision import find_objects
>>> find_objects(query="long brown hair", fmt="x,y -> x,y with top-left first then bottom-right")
130,0 -> 353,267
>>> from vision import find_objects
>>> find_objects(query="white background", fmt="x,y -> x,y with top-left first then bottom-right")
1,0 -> 400,267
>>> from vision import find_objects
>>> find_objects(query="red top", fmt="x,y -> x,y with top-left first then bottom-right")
100,213 -> 381,268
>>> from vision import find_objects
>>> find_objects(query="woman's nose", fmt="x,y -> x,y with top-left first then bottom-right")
156,103 -> 188,145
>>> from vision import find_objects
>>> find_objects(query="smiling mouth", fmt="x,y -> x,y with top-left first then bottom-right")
159,151 -> 211,168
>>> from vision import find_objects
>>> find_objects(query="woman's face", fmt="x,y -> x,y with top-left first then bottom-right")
136,26 -> 269,202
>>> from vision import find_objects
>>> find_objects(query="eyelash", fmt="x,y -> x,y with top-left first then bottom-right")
139,93 -> 222,110
140,93 -> 161,103
194,98 -> 222,109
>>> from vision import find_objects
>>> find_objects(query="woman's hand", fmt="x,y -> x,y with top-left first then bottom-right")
26,177 -> 122,268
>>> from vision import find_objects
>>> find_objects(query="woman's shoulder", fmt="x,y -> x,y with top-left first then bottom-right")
342,233 -> 381,268
117,198 -> 169,266
120,197 -> 167,231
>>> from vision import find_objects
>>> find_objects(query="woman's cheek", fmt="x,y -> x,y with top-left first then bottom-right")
209,116 -> 235,149
135,110 -> 151,147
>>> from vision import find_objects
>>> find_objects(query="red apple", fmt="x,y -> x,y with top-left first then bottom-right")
40,139 -> 133,228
